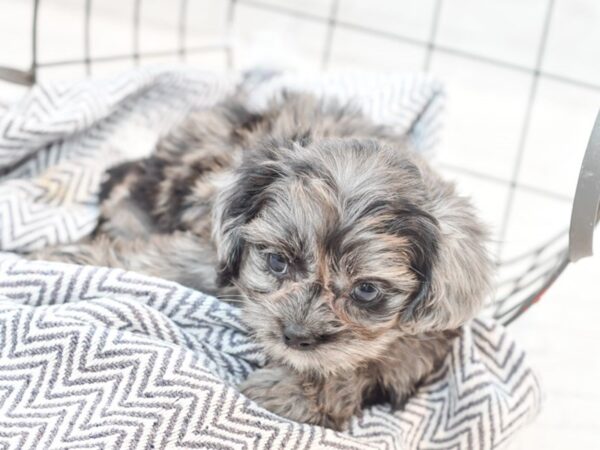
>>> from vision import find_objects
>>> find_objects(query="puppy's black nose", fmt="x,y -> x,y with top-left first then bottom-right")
282,324 -> 317,350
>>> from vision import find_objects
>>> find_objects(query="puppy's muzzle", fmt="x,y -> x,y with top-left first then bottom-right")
282,323 -> 322,350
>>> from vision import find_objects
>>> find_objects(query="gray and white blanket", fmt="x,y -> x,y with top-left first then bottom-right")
0,68 -> 540,449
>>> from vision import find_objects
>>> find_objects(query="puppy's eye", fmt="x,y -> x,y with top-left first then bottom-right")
267,253 -> 288,275
352,282 -> 380,302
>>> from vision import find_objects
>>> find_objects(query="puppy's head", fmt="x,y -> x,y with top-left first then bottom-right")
214,138 -> 491,375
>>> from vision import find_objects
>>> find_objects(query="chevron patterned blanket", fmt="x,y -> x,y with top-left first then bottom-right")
0,69 -> 540,449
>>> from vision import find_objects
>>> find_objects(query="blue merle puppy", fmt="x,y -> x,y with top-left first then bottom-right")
33,92 -> 492,430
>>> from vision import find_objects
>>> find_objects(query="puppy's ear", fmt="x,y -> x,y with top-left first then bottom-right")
213,159 -> 284,287
391,207 -> 440,322
401,169 -> 492,331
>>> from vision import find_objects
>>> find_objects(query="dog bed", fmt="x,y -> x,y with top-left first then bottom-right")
0,68 -> 540,449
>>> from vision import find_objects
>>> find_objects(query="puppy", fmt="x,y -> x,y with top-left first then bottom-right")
32,93 -> 492,430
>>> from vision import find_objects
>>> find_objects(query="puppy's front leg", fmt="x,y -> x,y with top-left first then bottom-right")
240,366 -> 360,430
240,367 -> 325,427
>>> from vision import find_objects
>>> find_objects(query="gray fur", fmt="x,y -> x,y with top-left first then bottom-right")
29,92 -> 492,430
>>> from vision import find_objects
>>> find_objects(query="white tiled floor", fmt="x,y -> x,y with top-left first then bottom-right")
543,0 -> 600,87
435,0 -> 549,68
519,79 -> 600,197
0,0 -> 32,73
337,0 -> 437,42
233,3 -> 328,70
328,28 -> 426,71
499,190 -> 572,260
1,0 -> 600,448
254,0 -> 333,18
430,53 -> 534,181
506,252 -> 600,449
89,1 -> 138,58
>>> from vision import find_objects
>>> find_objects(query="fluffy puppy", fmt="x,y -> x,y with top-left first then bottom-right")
32,93 -> 492,430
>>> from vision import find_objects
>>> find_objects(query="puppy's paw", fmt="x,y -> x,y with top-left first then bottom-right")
240,367 -> 343,429
240,367 -> 313,420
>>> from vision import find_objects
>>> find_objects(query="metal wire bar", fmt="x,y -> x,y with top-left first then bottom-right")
569,110 -> 600,261
423,0 -> 442,71
438,163 -> 573,203
239,0 -> 330,24
493,264 -> 567,320
84,0 -> 92,76
500,256 -> 569,325
178,0 -> 189,61
35,45 -> 229,68
496,229 -> 567,266
0,67 -> 34,85
495,248 -> 565,294
225,0 -> 237,70
320,0 -> 339,70
542,72 -> 600,93
31,0 -> 40,83
133,0 -> 141,66
496,0 -> 556,259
